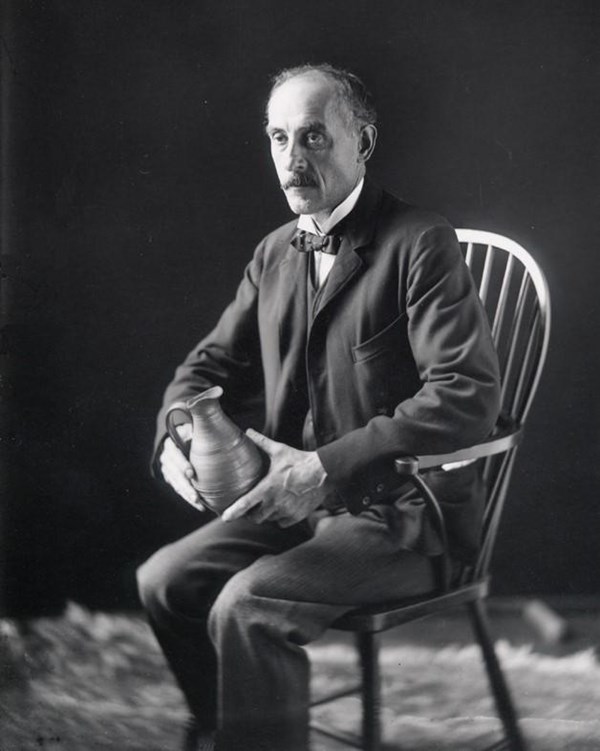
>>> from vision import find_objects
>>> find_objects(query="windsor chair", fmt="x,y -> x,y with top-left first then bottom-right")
310,229 -> 551,751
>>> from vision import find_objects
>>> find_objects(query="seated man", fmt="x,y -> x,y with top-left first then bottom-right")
137,63 -> 501,751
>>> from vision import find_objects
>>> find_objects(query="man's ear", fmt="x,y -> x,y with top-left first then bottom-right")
358,124 -> 377,163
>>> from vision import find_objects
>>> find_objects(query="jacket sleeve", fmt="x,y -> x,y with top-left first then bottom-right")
317,225 -> 502,514
151,244 -> 265,472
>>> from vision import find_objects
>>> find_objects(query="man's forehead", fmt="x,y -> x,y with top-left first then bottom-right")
267,73 -> 339,125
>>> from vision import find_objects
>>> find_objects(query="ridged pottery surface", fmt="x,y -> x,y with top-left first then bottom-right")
165,386 -> 265,514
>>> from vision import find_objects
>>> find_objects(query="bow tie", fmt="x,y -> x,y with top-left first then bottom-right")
291,230 -> 342,255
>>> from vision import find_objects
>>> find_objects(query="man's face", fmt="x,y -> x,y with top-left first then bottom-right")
266,73 -> 366,222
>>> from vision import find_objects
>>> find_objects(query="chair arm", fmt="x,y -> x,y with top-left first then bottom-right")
394,423 -> 523,475
392,422 -> 522,593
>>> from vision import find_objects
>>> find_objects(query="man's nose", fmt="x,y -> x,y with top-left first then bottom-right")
282,139 -> 306,171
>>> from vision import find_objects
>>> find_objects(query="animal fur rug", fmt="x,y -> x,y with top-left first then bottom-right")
1,604 -> 599,750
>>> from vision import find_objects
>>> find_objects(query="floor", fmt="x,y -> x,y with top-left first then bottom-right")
1,597 -> 600,750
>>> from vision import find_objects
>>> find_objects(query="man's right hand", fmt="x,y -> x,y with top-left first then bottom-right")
159,424 -> 204,510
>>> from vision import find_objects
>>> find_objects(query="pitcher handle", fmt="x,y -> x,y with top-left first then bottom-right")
165,400 -> 193,456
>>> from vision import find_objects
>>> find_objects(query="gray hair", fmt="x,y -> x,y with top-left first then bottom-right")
267,63 -> 377,132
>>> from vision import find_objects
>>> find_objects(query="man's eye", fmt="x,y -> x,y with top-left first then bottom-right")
306,132 -> 324,146
271,132 -> 287,145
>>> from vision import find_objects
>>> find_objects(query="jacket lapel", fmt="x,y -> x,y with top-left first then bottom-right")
277,241 -> 310,373
313,178 -> 382,317
313,241 -> 363,316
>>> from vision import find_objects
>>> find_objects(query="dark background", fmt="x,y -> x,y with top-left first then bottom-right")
1,0 -> 599,616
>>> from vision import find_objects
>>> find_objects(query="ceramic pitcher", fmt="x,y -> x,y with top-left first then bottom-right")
165,386 -> 265,514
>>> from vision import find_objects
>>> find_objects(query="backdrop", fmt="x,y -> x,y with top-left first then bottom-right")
1,0 -> 599,615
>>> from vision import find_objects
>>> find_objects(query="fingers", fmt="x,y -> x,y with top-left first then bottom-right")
277,515 -> 301,528
162,434 -> 193,473
221,481 -> 265,522
221,494 -> 262,522
220,433 -> 308,524
231,498 -> 294,527
245,429 -> 283,457
159,436 -> 203,509
176,423 -> 193,442
243,504 -> 270,525
247,504 -> 299,528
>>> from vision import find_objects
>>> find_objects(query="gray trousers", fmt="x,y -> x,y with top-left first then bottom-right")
137,505 -> 436,751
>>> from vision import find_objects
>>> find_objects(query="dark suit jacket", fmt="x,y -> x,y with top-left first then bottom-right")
154,179 -> 501,560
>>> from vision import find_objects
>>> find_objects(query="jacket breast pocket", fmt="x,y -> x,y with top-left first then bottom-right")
351,313 -> 407,364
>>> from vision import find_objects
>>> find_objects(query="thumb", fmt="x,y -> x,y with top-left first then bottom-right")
246,428 -> 281,456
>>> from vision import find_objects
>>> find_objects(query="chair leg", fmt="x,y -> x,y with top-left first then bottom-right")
468,600 -> 527,751
358,631 -> 381,751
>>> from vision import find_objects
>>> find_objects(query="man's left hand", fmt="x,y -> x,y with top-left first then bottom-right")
221,429 -> 335,527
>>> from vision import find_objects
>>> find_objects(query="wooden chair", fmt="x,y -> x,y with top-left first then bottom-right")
311,230 -> 551,751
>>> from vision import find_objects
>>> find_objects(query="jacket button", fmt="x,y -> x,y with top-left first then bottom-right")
361,496 -> 371,507
376,483 -> 385,493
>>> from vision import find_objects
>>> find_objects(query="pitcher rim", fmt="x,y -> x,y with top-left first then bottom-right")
187,385 -> 224,408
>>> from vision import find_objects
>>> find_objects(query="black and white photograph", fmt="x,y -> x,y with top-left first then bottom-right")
1,1 -> 599,749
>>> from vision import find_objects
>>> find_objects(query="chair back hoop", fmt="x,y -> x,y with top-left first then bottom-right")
454,229 -> 551,583
456,229 -> 551,423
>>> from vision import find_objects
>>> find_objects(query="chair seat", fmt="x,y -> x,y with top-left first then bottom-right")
332,580 -> 489,632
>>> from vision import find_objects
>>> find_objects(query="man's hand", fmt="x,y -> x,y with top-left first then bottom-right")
159,424 -> 205,511
221,429 -> 336,527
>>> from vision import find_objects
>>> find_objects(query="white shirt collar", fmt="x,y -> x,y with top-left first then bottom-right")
297,177 -> 364,236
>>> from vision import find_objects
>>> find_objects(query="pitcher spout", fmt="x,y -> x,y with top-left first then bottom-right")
186,385 -> 224,410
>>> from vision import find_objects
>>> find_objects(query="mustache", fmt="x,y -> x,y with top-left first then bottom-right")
281,173 -> 318,190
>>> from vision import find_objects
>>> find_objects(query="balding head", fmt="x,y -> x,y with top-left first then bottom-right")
267,63 -> 377,134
